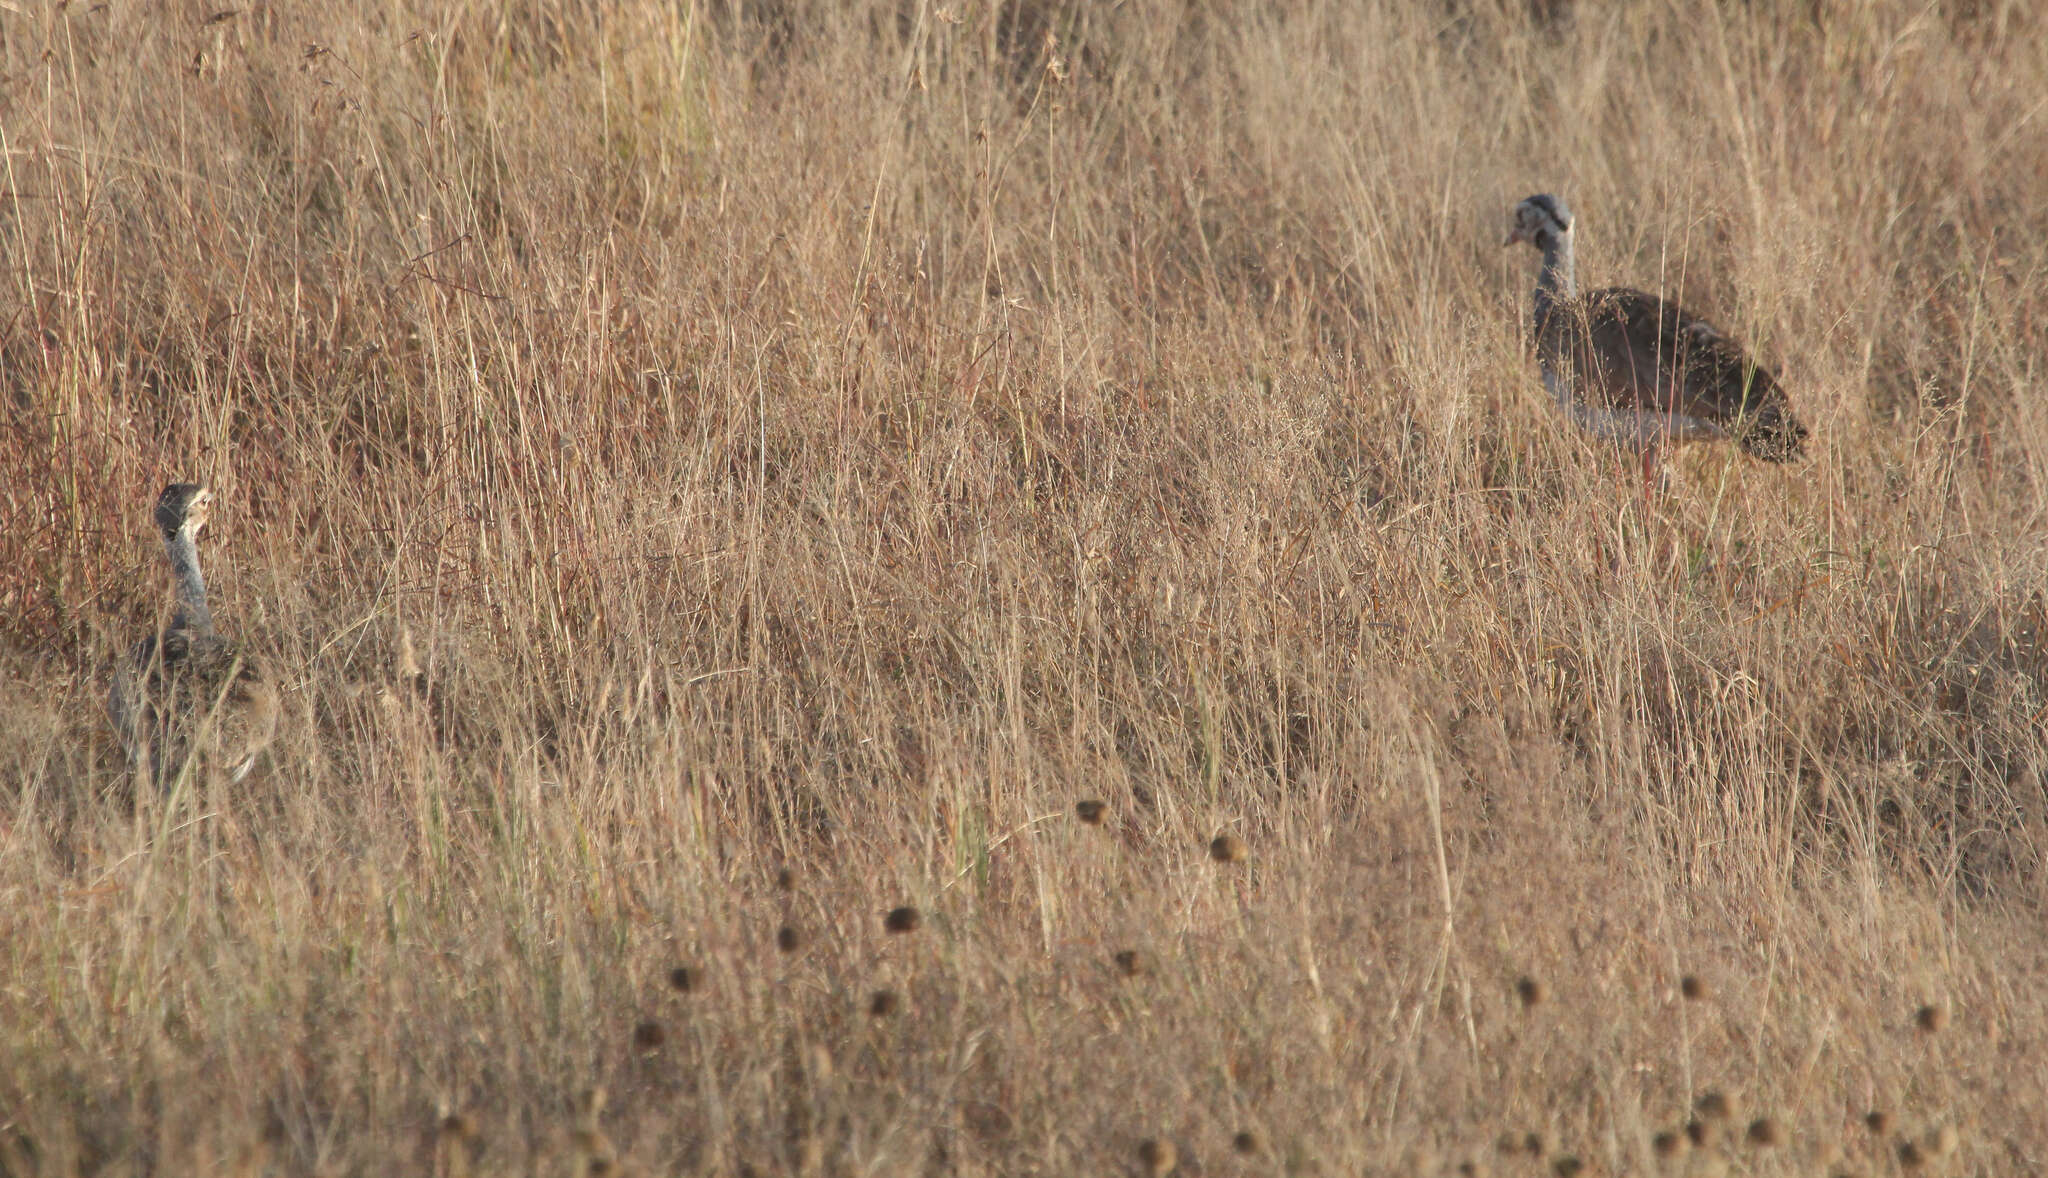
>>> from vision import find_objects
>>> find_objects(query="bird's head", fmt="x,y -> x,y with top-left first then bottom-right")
154,483 -> 214,540
1505,193 -> 1573,249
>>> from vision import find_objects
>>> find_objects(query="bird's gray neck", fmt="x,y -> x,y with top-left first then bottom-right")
164,530 -> 214,632
1532,230 -> 1576,335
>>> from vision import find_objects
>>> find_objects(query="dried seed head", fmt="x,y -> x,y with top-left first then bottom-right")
1516,976 -> 1547,1007
1551,1156 -> 1584,1177
1523,1132 -> 1547,1157
776,866 -> 801,892
1210,833 -> 1248,863
777,925 -> 804,953
1651,1131 -> 1685,1158
1680,975 -> 1708,1001
868,989 -> 900,1017
439,1113 -> 479,1142
1864,1111 -> 1890,1135
1113,949 -> 1153,977
1684,1121 -> 1710,1147
1075,800 -> 1107,825
1914,1004 -> 1948,1032
1695,1090 -> 1734,1121
1457,1161 -> 1489,1178
884,906 -> 922,934
1137,1138 -> 1177,1175
633,1020 -> 666,1050
1897,1141 -> 1926,1169
1746,1118 -> 1783,1148
439,1113 -> 478,1178
1495,1133 -> 1521,1156
668,966 -> 698,993
1232,1130 -> 1263,1155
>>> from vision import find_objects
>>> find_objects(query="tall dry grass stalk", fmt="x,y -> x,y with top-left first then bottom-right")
3,0 -> 2044,1171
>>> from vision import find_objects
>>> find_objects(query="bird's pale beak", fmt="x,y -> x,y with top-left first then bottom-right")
1503,226 -> 1528,246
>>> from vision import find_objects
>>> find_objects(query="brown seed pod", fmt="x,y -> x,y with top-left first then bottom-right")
1523,1132 -> 1547,1157
775,865 -> 801,891
1746,1118 -> 1783,1147
1651,1130 -> 1685,1158
1864,1111 -> 1890,1135
439,1113 -> 479,1142
1232,1130 -> 1263,1155
1515,976 -> 1547,1007
633,1020 -> 666,1050
1695,1090 -> 1733,1121
1551,1156 -> 1584,1177
868,989 -> 900,1017
1075,800 -> 1108,825
884,906 -> 922,934
1680,975 -> 1708,1001
1897,1141 -> 1926,1169
439,1112 -> 479,1178
1209,833 -> 1248,863
1914,1004 -> 1948,1032
668,966 -> 698,993
777,925 -> 804,953
1113,949 -> 1155,978
1137,1138 -> 1177,1175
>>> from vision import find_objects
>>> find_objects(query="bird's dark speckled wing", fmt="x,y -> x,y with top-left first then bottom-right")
109,628 -> 278,784
1550,287 -> 1809,460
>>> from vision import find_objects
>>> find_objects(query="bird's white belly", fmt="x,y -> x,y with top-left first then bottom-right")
1544,369 -> 1724,451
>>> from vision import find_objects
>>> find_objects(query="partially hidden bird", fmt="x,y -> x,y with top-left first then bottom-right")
108,483 -> 278,787
1505,193 -> 1807,488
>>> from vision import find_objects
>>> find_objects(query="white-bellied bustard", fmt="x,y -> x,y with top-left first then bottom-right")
1505,193 -> 1807,488
108,483 -> 278,787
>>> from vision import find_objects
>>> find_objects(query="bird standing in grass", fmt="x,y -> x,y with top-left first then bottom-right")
108,483 -> 278,787
1505,193 -> 1807,489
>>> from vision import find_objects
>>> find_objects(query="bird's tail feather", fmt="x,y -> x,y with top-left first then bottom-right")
1736,399 -> 1808,463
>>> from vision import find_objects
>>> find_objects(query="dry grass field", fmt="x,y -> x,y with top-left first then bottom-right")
5,0 -> 2047,1172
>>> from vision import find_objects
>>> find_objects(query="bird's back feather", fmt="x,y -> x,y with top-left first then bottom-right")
1541,286 -> 1808,461
109,628 -> 278,786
